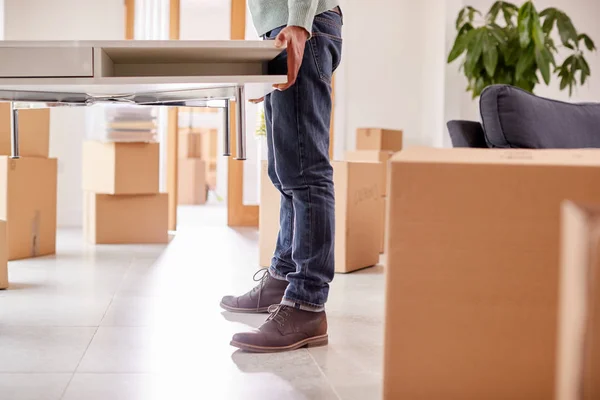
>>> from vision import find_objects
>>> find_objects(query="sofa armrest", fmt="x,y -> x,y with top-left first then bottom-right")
446,120 -> 488,148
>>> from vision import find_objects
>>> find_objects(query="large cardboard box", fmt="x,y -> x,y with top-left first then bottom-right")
0,157 -> 57,260
556,202 -> 600,400
178,159 -> 207,205
83,192 -> 168,244
345,150 -> 394,196
0,221 -> 7,289
356,128 -> 403,152
259,161 -> 280,268
200,129 -> 218,162
0,105 -> 50,157
82,141 -> 159,195
384,148 -> 600,400
179,130 -> 202,159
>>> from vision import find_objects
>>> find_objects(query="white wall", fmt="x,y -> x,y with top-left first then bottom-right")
0,0 -> 4,39
4,0 -> 124,227
335,0 -> 443,154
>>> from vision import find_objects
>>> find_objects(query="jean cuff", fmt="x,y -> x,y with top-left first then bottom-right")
281,297 -> 325,312
268,266 -> 288,282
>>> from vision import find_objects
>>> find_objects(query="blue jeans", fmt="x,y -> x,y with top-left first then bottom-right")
264,9 -> 343,312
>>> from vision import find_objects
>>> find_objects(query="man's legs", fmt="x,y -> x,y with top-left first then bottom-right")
225,9 -> 343,351
264,94 -> 296,280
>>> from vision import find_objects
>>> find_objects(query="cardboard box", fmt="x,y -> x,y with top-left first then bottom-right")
384,148 -> 600,400
259,161 -> 384,272
207,170 -> 216,190
178,159 -> 207,205
345,150 -> 394,196
0,104 -> 50,157
556,202 -> 600,400
356,128 -> 403,152
83,192 -> 168,244
0,221 -> 7,289
82,141 -> 159,195
0,157 -> 57,260
200,129 -> 218,162
259,161 -> 280,268
334,161 -> 383,273
179,130 -> 202,159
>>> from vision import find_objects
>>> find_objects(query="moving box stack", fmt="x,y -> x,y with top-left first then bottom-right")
346,128 -> 403,254
0,104 -> 57,264
82,105 -> 168,244
258,127 -> 403,273
382,147 -> 600,400
177,108 -> 218,205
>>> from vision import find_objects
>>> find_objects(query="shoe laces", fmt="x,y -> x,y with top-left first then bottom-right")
266,304 -> 291,327
251,268 -> 270,312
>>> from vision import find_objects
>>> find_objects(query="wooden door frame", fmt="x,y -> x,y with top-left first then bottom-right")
167,0 -> 181,231
125,0 -> 135,40
227,0 -> 260,227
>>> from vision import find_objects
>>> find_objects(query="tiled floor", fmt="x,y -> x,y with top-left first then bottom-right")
0,204 -> 385,400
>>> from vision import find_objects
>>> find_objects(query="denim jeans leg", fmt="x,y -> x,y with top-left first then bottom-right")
264,11 -> 343,311
264,94 -> 296,281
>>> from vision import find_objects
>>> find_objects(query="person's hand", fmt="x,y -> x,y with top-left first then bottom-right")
249,97 -> 264,104
273,26 -> 309,91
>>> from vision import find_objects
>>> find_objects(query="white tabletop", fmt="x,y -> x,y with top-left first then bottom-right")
0,40 -> 285,102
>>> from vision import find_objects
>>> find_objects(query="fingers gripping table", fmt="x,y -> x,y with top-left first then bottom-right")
0,40 -> 285,160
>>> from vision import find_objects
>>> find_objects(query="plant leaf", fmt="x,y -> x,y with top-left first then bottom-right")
556,12 -> 578,49
581,69 -> 589,85
578,55 -> 591,75
578,33 -> 596,51
541,8 -> 557,33
518,2 -> 532,48
531,11 -> 546,49
535,47 -> 551,85
488,1 -> 503,23
516,44 -> 535,80
483,32 -> 499,76
465,30 -> 485,76
456,8 -> 467,29
467,6 -> 481,23
448,28 -> 474,63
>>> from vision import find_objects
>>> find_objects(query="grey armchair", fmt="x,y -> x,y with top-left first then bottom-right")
447,85 -> 600,149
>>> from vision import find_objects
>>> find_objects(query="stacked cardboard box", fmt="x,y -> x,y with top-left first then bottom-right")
82,141 -> 168,244
259,160 -> 384,273
346,128 -> 403,253
556,202 -> 600,400
0,105 -> 57,261
177,127 -> 217,204
383,148 -> 600,399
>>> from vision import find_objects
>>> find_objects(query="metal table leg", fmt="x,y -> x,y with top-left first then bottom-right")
235,86 -> 247,161
223,100 -> 231,157
10,103 -> 19,159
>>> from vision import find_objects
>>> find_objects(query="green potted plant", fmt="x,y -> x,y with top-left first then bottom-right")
448,1 -> 596,98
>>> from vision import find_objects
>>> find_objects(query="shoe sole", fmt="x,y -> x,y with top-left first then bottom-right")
219,302 -> 270,314
230,334 -> 329,353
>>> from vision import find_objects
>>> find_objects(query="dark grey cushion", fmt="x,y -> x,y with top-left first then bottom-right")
479,85 -> 600,148
447,120 -> 487,148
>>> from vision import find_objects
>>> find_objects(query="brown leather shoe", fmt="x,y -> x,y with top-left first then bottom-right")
230,305 -> 328,353
220,269 -> 288,313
